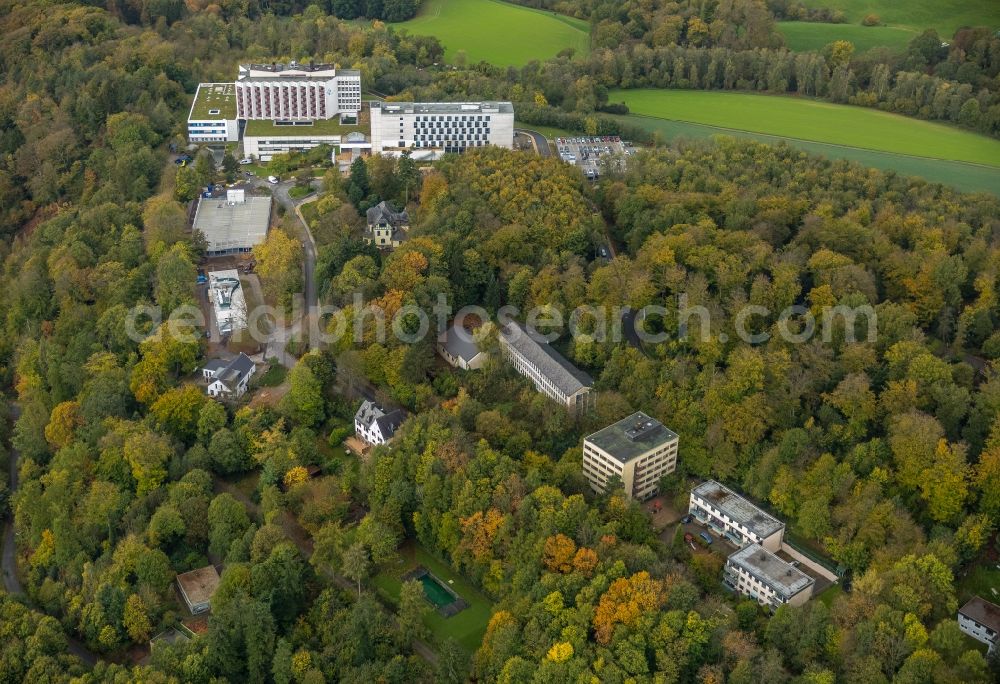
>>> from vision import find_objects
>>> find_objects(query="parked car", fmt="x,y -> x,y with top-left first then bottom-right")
239,158 -> 253,165
681,514 -> 692,524
698,531 -> 713,545
268,175 -> 279,184
684,532 -> 694,543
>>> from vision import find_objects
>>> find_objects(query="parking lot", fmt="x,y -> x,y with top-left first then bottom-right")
555,135 -> 633,180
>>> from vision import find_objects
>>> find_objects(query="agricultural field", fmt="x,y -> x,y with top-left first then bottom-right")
392,0 -> 590,66
795,0 -> 1000,38
777,21 -> 916,52
609,114 -> 1000,196
610,89 -> 1000,168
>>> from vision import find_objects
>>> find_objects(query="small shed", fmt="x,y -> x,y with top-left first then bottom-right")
176,565 -> 221,615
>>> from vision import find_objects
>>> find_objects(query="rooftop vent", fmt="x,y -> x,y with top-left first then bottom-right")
624,417 -> 660,441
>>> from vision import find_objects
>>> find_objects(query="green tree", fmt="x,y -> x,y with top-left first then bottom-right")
397,579 -> 429,645
280,357 -> 325,427
123,594 -> 152,643
341,542 -> 370,596
208,493 -> 252,559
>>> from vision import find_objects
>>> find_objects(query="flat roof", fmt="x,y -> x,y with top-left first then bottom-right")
244,108 -> 369,138
193,195 -> 271,254
189,83 -> 237,121
239,63 -> 360,80
693,480 -> 783,539
176,565 -> 221,607
373,101 -> 514,115
729,544 -> 814,599
208,270 -> 248,334
960,596 -> 1000,633
585,411 -> 678,464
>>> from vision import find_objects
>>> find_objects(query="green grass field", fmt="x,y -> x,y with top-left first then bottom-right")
610,90 -> 1000,168
778,21 -> 916,52
611,113 -> 1000,195
515,121 -> 576,140
796,0 -> 1000,38
393,0 -> 590,66
373,541 -> 494,653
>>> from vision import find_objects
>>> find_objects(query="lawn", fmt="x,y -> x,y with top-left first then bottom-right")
957,563 -> 1000,604
244,117 -> 365,137
794,0 -> 1000,38
816,583 -> 843,608
778,21 -> 916,52
610,90 -> 1000,168
254,362 -> 287,387
288,185 -> 315,199
515,121 -> 577,140
373,541 -> 494,653
612,112 -> 1000,195
393,0 -> 591,66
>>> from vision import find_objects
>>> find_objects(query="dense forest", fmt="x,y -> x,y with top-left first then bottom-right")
1,0 -> 1000,682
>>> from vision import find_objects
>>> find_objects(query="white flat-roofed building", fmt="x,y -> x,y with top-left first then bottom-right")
690,480 -> 785,551
187,83 -> 241,143
583,412 -> 679,501
958,597 -> 1000,654
241,106 -> 371,162
725,544 -> 815,609
207,270 -> 247,335
193,191 -> 271,255
499,321 -> 594,414
369,101 -> 514,155
236,62 -> 361,121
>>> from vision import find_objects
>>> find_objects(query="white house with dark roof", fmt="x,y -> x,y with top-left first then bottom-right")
498,321 -> 595,413
583,412 -> 679,501
354,400 -> 406,446
203,353 -> 256,398
959,596 -> 1000,654
363,200 -> 409,249
437,322 -> 487,370
689,480 -> 785,551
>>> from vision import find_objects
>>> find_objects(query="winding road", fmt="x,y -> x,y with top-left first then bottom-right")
515,128 -> 551,157
249,178 -> 321,364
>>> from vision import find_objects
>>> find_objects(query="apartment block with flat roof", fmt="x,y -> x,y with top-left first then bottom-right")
583,412 -> 679,500
369,101 -> 514,155
724,544 -> 814,609
689,480 -> 785,551
498,321 -> 594,413
187,83 -> 241,143
236,62 -> 361,121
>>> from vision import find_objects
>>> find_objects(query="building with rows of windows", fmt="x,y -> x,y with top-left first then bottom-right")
582,412 -> 679,501
724,544 -> 815,609
689,479 -> 785,551
498,321 -> 594,414
235,62 -> 361,121
187,83 -> 241,143
187,66 -> 515,163
958,596 -> 1000,654
369,101 -> 514,155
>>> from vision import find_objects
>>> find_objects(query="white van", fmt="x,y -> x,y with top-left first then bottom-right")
267,175 -> 278,184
